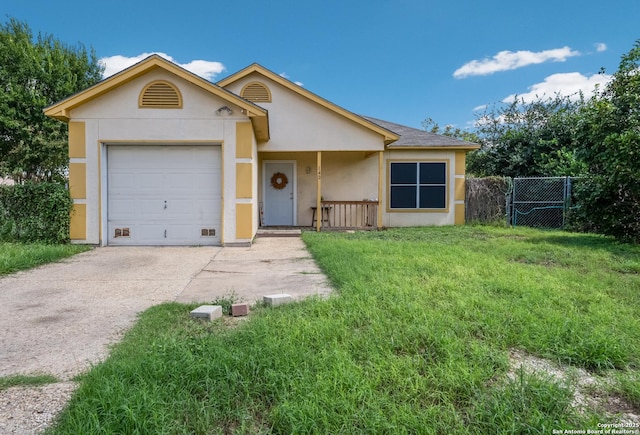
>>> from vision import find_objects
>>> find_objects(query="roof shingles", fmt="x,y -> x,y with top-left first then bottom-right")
362,116 -> 479,149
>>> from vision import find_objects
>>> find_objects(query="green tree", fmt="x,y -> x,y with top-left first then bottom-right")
0,18 -> 103,181
573,40 -> 640,243
422,117 -> 480,143
466,95 -> 586,177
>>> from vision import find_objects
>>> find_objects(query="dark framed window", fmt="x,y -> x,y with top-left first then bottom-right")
390,162 -> 447,209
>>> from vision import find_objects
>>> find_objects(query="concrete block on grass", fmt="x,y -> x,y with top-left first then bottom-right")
231,303 -> 249,317
190,305 -> 222,321
263,294 -> 292,307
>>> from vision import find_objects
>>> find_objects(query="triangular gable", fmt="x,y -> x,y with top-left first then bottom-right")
44,55 -> 270,141
217,64 -> 399,145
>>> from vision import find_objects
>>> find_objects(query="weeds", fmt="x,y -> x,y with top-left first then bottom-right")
0,374 -> 59,391
50,226 -> 640,433
208,289 -> 241,315
0,242 -> 90,276
468,368 -> 586,434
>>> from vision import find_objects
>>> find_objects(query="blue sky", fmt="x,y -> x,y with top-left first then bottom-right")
3,0 -> 639,131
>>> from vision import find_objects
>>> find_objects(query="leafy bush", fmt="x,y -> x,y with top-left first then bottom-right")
572,41 -> 640,244
0,181 -> 72,243
571,174 -> 640,244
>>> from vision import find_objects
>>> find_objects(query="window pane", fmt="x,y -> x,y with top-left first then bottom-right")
391,163 -> 417,184
391,186 -> 417,208
419,186 -> 446,208
420,162 -> 446,184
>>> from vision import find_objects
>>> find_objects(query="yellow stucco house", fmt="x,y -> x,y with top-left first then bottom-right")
44,55 -> 479,246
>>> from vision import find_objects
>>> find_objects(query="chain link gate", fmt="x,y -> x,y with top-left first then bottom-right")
507,177 -> 573,228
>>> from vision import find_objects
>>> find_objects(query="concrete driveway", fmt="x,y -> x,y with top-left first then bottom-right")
0,237 -> 332,381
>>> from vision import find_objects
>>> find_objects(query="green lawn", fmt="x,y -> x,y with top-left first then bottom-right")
0,374 -> 59,391
49,226 -> 640,434
0,242 -> 91,276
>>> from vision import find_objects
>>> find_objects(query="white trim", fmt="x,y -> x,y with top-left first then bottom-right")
262,160 -> 297,226
100,142 -> 108,246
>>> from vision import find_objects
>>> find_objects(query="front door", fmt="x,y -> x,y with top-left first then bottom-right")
264,161 -> 295,226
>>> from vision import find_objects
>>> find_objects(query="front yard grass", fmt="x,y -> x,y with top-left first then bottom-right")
0,374 -> 59,391
0,242 -> 90,276
49,226 -> 640,434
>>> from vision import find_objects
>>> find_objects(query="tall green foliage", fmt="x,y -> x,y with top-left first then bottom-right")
422,117 -> 480,143
0,182 -> 73,243
0,18 -> 103,182
457,40 -> 640,243
467,95 -> 586,177
573,40 -> 640,243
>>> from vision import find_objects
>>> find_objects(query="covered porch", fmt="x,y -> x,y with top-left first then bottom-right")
258,151 -> 383,231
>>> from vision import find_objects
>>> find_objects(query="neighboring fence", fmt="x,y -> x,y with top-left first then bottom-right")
465,177 -> 510,223
466,176 -> 580,229
507,176 -> 577,229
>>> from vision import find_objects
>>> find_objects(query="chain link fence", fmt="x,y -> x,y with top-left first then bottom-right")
506,177 -> 577,229
466,176 -> 582,229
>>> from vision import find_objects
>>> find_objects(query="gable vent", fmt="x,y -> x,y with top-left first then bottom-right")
139,81 -> 183,108
240,82 -> 271,103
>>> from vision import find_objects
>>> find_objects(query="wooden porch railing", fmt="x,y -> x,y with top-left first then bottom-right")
313,200 -> 378,229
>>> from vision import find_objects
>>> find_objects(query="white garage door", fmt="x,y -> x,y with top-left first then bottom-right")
107,145 -> 221,246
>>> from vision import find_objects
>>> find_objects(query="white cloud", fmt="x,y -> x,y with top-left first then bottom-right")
179,59 -> 226,81
279,72 -> 304,87
595,42 -> 607,52
454,46 -> 580,78
99,52 -> 225,81
502,72 -> 612,103
473,104 -> 488,112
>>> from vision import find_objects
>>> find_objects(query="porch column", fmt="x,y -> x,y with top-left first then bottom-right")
316,151 -> 322,232
377,151 -> 383,229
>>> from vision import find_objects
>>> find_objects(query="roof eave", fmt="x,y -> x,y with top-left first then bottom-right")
249,113 -> 270,142
386,144 -> 481,151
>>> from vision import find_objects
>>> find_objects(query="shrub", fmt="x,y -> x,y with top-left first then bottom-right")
0,181 -> 72,243
570,175 -> 640,243
465,177 -> 510,224
573,41 -> 640,244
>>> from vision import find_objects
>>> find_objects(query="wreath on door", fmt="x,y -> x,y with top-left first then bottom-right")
270,172 -> 288,190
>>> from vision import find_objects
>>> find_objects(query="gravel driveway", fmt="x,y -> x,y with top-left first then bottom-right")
0,237 -> 331,434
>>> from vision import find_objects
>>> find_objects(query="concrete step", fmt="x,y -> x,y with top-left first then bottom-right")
190,305 -> 222,321
263,294 -> 293,307
256,228 -> 302,238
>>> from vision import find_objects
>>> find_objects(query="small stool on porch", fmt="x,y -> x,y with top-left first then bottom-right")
310,206 -> 331,227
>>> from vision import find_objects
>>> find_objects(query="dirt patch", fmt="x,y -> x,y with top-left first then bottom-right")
508,348 -> 640,424
0,382 -> 76,434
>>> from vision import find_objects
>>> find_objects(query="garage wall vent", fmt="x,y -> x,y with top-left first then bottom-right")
139,81 -> 183,108
114,228 -> 130,238
201,228 -> 216,237
240,82 -> 271,103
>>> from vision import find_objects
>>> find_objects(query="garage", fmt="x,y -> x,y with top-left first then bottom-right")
107,145 -> 221,246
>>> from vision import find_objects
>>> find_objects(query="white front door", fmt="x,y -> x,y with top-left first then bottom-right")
264,161 -> 295,226
107,145 -> 221,245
